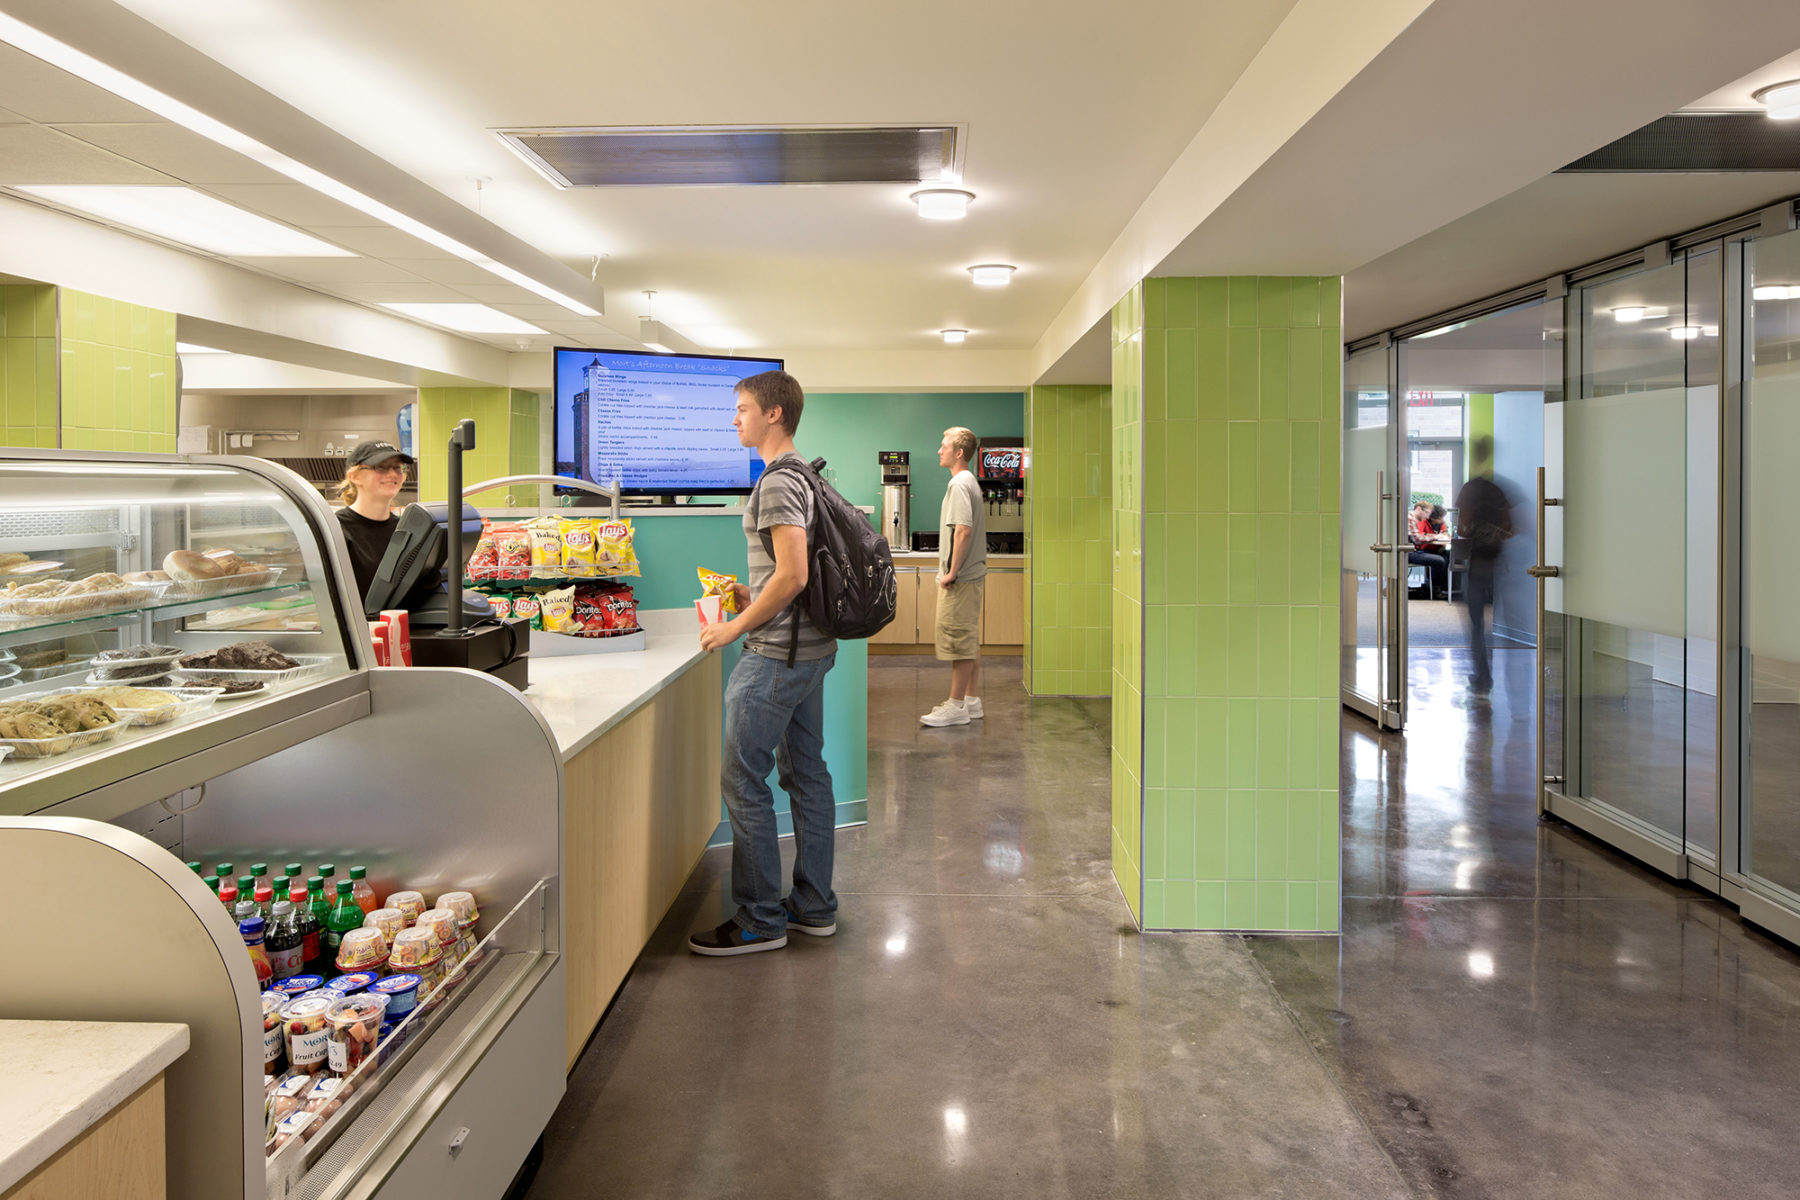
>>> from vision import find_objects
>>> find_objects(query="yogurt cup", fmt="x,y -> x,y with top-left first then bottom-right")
324,971 -> 378,995
273,974 -> 324,998
370,973 -> 422,1019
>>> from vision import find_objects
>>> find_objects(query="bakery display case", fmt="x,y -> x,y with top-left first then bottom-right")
0,450 -> 566,1200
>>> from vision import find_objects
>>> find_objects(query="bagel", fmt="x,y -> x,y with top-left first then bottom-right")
163,550 -> 225,581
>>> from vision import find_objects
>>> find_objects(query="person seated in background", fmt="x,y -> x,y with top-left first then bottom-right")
1407,500 -> 1449,599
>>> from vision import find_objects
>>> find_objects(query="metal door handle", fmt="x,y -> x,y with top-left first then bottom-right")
1371,543 -> 1394,554
1526,564 -> 1560,578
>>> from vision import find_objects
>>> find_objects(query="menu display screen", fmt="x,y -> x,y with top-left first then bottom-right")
553,347 -> 784,495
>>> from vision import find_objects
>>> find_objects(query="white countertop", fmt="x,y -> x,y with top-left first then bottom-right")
0,1020 -> 188,1193
520,608 -> 710,761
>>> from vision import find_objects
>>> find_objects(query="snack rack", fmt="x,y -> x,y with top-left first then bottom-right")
0,449 -> 565,1200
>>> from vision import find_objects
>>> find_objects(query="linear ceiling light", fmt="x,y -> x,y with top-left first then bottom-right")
0,12 -> 601,318
380,303 -> 547,335
1669,325 -> 1702,340
1755,81 -> 1800,120
17,185 -> 352,257
911,189 -> 974,220
175,342 -> 227,353
968,263 -> 1016,287
940,329 -> 967,344
1753,284 -> 1800,300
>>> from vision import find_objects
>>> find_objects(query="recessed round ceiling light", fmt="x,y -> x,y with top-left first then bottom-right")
1611,306 -> 1647,322
968,264 -> 1016,287
910,189 -> 975,220
941,329 -> 967,344
1754,80 -> 1800,120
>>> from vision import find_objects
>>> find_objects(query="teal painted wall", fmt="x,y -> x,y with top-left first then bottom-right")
799,392 -> 1025,533
619,512 -> 869,830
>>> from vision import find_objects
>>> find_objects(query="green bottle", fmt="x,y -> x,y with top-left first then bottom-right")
185,861 -> 203,875
307,876 -> 330,929
318,863 -> 337,891
324,880 -> 362,965
202,874 -> 220,897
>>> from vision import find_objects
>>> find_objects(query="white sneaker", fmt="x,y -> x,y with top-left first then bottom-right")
920,700 -> 970,727
965,697 -> 984,719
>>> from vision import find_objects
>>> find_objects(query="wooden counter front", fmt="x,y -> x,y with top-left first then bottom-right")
562,652 -> 722,1066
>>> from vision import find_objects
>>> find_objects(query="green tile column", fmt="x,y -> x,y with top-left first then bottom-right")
1128,275 -> 1343,933
418,387 -> 543,506
58,289 -> 178,453
0,286 -> 59,449
1025,384 -> 1112,696
1111,285 -> 1145,923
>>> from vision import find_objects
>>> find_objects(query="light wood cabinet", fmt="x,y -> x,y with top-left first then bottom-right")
981,570 -> 1025,645
916,569 -> 941,643
870,568 -> 919,644
4,1076 -> 166,1200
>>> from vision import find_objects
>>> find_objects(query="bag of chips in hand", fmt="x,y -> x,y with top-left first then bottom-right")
540,585 -> 576,634
526,517 -> 563,579
493,523 -> 532,582
595,519 -> 640,578
465,519 -> 499,582
697,567 -> 739,614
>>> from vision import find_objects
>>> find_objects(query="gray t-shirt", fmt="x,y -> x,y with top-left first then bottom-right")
940,470 -> 987,582
743,452 -> 836,662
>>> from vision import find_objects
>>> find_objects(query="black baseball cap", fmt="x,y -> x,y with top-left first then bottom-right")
347,440 -> 415,468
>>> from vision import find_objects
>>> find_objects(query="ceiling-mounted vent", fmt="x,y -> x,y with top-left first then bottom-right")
1559,113 -> 1800,172
495,125 -> 961,187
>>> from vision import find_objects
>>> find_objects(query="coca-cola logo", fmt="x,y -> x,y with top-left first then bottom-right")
981,449 -> 1023,476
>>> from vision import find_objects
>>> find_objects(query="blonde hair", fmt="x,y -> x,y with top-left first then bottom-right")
944,426 -> 977,464
337,471 -> 360,504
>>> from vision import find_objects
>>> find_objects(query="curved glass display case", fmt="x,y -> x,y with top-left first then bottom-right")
0,452 -> 366,812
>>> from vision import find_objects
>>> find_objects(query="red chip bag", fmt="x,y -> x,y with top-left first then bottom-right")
570,583 -> 610,635
493,523 -> 531,582
465,519 -> 498,582
601,585 -> 638,632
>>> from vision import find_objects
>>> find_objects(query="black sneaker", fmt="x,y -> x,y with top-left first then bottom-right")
688,919 -> 786,956
785,915 -> 837,937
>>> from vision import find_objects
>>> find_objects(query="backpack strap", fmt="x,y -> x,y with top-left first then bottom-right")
752,457 -> 817,667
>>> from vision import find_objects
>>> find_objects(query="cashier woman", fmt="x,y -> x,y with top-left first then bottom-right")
335,440 -> 421,602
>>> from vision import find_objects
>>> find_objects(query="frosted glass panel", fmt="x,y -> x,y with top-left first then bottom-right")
1561,387 -> 1686,638
1342,424 -> 1388,575
1747,370 -> 1800,661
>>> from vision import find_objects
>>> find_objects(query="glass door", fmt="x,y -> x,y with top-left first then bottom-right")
1540,248 -> 1721,878
1341,344 -> 1405,729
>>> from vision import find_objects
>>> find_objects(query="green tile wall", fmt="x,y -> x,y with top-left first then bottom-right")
1111,284 -> 1145,923
0,286 -> 59,449
58,289 -> 177,453
1135,276 -> 1342,933
1025,384 -> 1112,697
418,387 -> 543,506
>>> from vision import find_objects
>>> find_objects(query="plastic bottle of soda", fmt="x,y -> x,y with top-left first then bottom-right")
250,862 -> 269,895
349,866 -> 377,917
324,880 -> 362,965
265,901 -> 305,980
307,876 -> 330,927
294,887 -> 325,975
318,863 -> 337,895
253,878 -> 275,922
202,874 -> 220,899
237,875 -> 256,918
271,876 -> 291,917
285,864 -> 306,903
218,872 -> 239,910
185,861 -> 203,875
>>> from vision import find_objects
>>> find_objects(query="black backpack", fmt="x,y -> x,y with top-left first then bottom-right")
757,456 -> 897,665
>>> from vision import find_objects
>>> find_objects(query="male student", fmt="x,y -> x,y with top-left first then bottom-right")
920,426 -> 986,727
690,370 -> 839,956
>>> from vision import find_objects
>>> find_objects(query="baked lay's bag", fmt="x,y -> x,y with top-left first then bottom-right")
540,585 -> 576,634
559,518 -> 601,577
595,519 -> 640,578
697,567 -> 739,614
526,517 -> 563,578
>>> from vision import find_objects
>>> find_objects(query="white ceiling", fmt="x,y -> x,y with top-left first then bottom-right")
0,0 -> 1797,387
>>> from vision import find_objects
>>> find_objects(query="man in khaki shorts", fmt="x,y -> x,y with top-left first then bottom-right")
921,426 -> 986,727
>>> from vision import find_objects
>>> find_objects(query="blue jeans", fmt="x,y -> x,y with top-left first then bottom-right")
721,648 -> 838,937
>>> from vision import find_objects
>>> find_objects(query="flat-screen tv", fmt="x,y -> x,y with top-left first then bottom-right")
553,347 -> 784,496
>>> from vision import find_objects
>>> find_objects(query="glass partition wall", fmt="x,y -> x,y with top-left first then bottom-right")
1541,250 -> 1722,873
1341,345 -> 1402,728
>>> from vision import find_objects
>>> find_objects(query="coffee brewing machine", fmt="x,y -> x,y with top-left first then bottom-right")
878,450 -> 910,552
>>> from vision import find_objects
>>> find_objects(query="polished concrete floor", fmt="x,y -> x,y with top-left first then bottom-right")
528,651 -> 1800,1199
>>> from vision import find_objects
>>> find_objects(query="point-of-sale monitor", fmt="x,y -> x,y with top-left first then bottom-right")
552,347 -> 784,496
